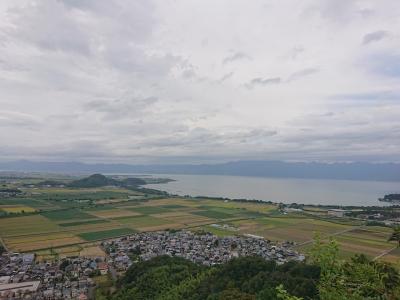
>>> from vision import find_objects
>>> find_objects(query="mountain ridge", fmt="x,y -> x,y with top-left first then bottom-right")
0,160 -> 399,182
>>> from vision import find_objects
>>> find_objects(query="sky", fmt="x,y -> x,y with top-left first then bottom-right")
0,0 -> 400,164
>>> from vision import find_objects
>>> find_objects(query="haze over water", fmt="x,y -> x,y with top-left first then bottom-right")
145,174 -> 399,206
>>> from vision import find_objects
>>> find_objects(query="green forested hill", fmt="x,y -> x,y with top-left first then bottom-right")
68,174 -> 146,188
108,239 -> 400,300
112,256 -> 320,300
68,174 -> 118,188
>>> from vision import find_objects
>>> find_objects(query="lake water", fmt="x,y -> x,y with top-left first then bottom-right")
144,174 -> 399,206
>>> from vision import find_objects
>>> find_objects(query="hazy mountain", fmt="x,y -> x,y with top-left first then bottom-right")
67,174 -> 147,188
0,160 -> 399,182
68,174 -> 119,188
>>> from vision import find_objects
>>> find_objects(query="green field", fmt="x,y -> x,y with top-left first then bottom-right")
41,209 -> 97,221
78,228 -> 136,241
161,204 -> 186,209
192,210 -> 233,219
113,215 -> 171,228
58,219 -> 109,227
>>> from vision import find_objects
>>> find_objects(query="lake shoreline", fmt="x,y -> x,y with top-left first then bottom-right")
141,173 -> 399,207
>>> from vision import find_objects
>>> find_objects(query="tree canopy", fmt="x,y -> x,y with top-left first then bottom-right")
108,237 -> 400,300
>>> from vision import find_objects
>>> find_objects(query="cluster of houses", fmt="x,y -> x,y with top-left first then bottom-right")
0,230 -> 305,299
102,230 -> 305,271
0,252 -> 106,300
0,188 -> 22,198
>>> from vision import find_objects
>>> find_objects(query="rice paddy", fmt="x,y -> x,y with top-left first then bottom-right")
0,187 -> 398,265
78,228 -> 136,241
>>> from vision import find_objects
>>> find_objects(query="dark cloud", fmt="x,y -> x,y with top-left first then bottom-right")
362,30 -> 388,45
218,72 -> 234,83
222,52 -> 251,65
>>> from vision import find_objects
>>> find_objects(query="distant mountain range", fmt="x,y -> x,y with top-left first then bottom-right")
0,160 -> 399,181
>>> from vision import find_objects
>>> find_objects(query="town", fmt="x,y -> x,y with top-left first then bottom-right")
0,230 -> 304,299
103,230 -> 305,271
0,252 -> 98,300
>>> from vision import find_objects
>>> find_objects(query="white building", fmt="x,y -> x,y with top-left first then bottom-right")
0,281 -> 40,294
328,209 -> 346,218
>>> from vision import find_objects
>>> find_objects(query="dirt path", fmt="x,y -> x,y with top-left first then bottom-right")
0,237 -> 9,252
373,246 -> 398,261
293,225 -> 364,248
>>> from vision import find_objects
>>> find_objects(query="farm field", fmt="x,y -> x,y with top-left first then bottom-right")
192,209 -> 233,219
87,208 -> 141,219
78,228 -> 136,241
155,212 -> 212,225
0,215 -> 60,236
58,219 -> 109,227
78,245 -> 106,258
128,205 -> 172,215
0,205 -> 36,213
112,215 -> 173,231
4,232 -> 84,252
0,182 -> 399,265
41,209 -> 97,222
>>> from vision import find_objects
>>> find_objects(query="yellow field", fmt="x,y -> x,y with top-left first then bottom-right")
0,205 -> 36,213
137,223 -> 184,232
36,245 -> 83,261
143,198 -> 200,207
67,222 -> 122,233
79,245 -> 106,258
4,232 -> 84,252
154,212 -> 212,225
0,215 -> 60,236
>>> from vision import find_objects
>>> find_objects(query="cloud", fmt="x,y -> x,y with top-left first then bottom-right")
0,111 -> 41,129
222,52 -> 251,64
218,72 -> 234,83
362,30 -> 388,45
245,77 -> 281,89
245,68 -> 317,88
287,68 -> 319,81
84,96 -> 158,120
0,0 -> 400,163
6,1 -> 92,56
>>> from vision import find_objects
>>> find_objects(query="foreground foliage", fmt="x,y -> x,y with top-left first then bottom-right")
112,256 -> 319,300
107,237 -> 400,300
310,235 -> 400,300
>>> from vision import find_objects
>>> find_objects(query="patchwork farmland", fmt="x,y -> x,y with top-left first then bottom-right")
0,183 -> 399,265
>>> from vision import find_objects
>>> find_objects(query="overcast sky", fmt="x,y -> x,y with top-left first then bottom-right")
1,0 -> 400,164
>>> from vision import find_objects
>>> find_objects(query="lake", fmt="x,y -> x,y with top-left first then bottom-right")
144,174 -> 399,206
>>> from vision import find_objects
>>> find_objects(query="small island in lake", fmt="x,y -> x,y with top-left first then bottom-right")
379,194 -> 400,203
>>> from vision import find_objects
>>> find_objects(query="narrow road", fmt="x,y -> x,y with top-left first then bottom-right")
0,237 -> 9,252
293,225 -> 364,248
109,265 -> 118,282
373,246 -> 397,261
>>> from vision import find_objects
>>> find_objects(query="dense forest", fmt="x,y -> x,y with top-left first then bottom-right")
101,237 -> 400,300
